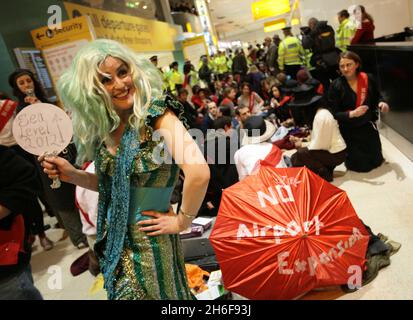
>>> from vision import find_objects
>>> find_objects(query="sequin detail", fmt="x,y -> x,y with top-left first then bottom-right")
94,96 -> 192,300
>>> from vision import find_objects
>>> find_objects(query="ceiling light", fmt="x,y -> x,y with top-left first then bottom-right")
143,5 -> 148,9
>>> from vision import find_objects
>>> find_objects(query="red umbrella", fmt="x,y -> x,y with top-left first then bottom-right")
210,166 -> 370,300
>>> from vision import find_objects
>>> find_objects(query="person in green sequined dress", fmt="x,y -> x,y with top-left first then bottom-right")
40,40 -> 210,300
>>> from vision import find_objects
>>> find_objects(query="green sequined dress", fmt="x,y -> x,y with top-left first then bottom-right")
95,97 -> 193,300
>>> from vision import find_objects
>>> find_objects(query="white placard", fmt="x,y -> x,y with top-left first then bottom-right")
12,103 -> 73,156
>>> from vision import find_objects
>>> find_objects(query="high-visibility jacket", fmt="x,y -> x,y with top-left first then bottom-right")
227,56 -> 233,70
215,56 -> 229,74
278,36 -> 304,71
336,19 -> 356,52
304,49 -> 315,71
166,70 -> 183,94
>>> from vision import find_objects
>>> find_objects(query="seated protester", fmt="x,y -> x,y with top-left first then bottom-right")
234,105 -> 251,129
245,64 -> 265,94
220,87 -> 237,110
191,85 -> 208,114
222,73 -> 238,89
237,82 -> 265,115
288,73 -> 324,127
218,105 -> 238,129
177,88 -> 199,129
290,102 -> 347,182
200,101 -> 219,136
0,146 -> 43,300
218,105 -> 232,118
296,69 -> 324,95
276,72 -> 298,95
234,116 -> 286,181
257,62 -> 270,79
201,117 -> 239,216
263,85 -> 292,123
260,78 -> 272,105
208,85 -> 220,105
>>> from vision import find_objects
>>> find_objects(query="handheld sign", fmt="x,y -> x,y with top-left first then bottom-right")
12,103 -> 73,189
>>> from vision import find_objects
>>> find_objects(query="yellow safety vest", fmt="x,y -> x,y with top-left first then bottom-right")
336,19 -> 356,52
216,56 -> 229,74
278,36 -> 304,71
304,49 -> 315,71
167,70 -> 183,94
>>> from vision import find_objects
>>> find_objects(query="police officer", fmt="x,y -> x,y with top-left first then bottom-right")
278,26 -> 304,79
336,10 -> 356,52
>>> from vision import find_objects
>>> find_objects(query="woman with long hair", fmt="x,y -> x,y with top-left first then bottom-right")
328,51 -> 389,172
351,5 -> 375,44
40,39 -> 209,300
237,82 -> 264,115
8,69 -> 56,251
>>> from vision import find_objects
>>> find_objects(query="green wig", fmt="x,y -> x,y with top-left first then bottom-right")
57,39 -> 163,164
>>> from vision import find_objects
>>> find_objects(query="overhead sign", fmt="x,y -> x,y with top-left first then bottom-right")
252,0 -> 291,21
264,17 -> 300,32
64,2 -> 178,52
30,15 -> 95,49
182,36 -> 208,68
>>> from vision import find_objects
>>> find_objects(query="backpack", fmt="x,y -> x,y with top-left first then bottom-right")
312,22 -> 339,68
315,23 -> 336,54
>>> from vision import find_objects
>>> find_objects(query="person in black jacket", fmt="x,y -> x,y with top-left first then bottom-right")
302,19 -> 340,95
177,88 -> 199,129
201,117 -> 239,216
328,51 -> 389,172
8,69 -> 55,251
0,146 -> 43,299
9,69 -> 87,249
232,49 -> 248,81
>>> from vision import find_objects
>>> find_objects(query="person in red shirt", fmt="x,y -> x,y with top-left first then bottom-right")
351,5 -> 375,44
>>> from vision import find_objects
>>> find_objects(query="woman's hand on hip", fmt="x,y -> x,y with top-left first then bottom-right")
139,207 -> 190,236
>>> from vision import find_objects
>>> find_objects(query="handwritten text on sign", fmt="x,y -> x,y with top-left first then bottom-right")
12,103 -> 73,156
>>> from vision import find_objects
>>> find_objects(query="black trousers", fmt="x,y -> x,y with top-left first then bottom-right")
291,147 -> 347,181
341,122 -> 384,173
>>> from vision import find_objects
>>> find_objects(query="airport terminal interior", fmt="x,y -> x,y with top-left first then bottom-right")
1,0 -> 413,301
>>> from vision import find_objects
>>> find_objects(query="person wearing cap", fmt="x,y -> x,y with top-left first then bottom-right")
265,35 -> 281,76
278,26 -> 305,80
149,55 -> 158,68
149,56 -> 168,91
336,10 -> 356,52
234,116 -> 286,181
165,61 -> 183,95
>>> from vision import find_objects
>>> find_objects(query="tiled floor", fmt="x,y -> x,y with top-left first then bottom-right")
31,125 -> 413,300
